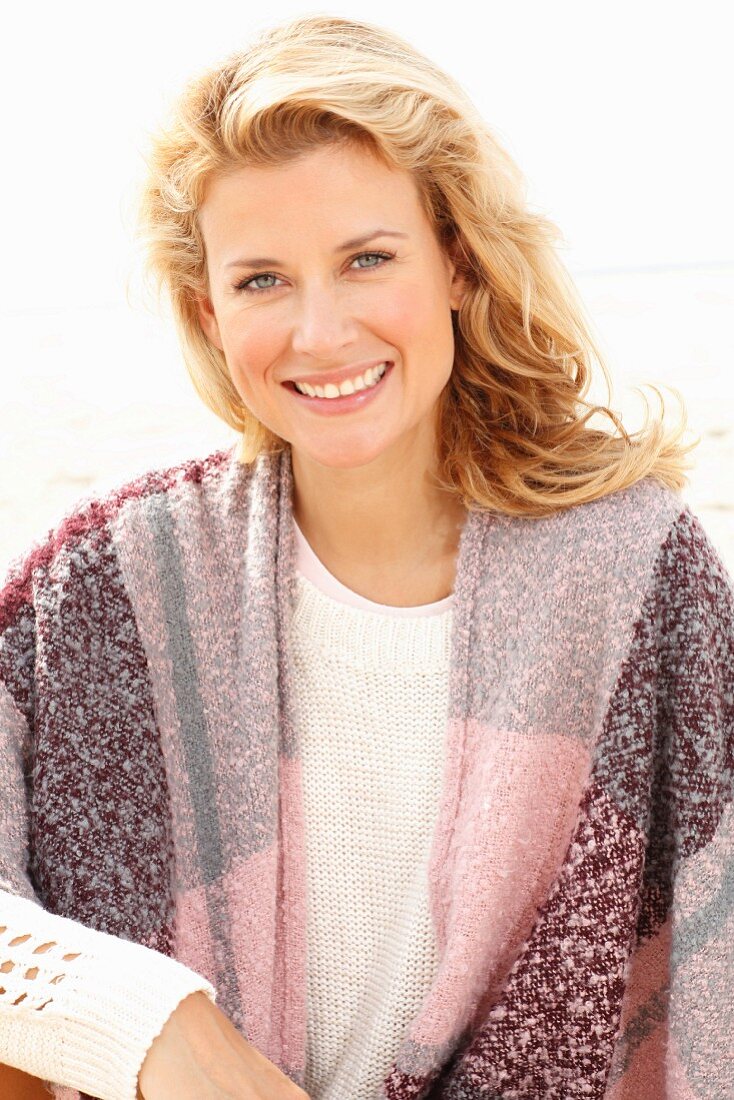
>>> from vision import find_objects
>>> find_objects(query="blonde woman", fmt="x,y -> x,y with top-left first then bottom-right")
1,14 -> 732,1100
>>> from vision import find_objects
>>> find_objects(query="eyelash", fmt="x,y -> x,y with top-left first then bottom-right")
233,250 -> 396,294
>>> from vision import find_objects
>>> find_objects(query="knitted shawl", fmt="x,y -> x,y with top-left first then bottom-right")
1,443 -> 732,1099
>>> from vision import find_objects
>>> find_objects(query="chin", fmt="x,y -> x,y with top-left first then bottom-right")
291,438 -> 394,471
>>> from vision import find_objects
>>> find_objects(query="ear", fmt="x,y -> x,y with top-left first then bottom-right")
444,237 -> 469,311
449,268 -> 469,312
194,290 -> 224,352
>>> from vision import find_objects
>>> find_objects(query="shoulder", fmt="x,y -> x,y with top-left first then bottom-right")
473,475 -> 691,612
611,488 -> 734,807
653,499 -> 734,602
579,476 -> 732,604
647,500 -> 734,671
1,443 -> 241,628
568,476 -> 734,642
556,473 -> 686,551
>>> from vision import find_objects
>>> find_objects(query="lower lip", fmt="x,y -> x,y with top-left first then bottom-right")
283,362 -> 394,415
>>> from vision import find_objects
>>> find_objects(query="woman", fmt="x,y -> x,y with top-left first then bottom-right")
1,14 -> 732,1100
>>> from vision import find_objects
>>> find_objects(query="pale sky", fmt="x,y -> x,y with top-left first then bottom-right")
2,0 -> 731,316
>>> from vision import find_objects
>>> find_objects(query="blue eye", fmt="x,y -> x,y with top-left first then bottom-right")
240,273 -> 279,293
234,250 -> 395,294
352,251 -> 391,269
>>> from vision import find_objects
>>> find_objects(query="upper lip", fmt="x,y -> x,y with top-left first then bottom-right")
284,359 -> 392,388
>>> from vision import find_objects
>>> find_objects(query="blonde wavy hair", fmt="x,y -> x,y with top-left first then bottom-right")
137,13 -> 698,516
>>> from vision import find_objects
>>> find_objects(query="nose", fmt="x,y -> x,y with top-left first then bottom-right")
290,283 -> 360,360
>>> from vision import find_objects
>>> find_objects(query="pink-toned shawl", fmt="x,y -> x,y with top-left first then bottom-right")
1,442 -> 732,1098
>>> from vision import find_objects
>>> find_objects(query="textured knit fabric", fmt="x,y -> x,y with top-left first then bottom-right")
0,889 -> 216,1097
1,441 -> 733,1099
289,565 -> 452,1098
0,514 -> 450,1100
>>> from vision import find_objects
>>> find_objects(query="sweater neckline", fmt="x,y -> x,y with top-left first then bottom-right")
290,570 -> 453,669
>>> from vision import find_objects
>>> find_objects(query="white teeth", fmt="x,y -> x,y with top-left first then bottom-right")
294,362 -> 389,398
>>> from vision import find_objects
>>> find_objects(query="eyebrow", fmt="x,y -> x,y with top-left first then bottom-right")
223,229 -> 409,270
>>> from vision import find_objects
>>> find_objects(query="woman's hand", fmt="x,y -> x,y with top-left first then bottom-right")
137,990 -> 311,1099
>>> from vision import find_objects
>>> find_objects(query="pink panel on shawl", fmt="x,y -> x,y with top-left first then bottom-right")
605,918 -> 673,1099
606,1030 -> 697,1100
598,923 -> 700,1100
173,879 -> 229,992
621,915 -> 673,1024
606,1031 -> 670,1098
410,720 -> 593,1046
172,757 -> 308,1073
218,845 -> 280,1053
265,753 -> 309,1077
112,473 -> 310,1076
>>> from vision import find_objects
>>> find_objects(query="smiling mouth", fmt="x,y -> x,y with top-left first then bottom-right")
284,361 -> 391,398
283,362 -> 393,401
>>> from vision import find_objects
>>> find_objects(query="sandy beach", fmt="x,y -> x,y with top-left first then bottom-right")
2,265 -> 732,583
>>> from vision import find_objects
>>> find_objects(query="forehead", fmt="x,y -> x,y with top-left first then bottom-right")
198,143 -> 426,243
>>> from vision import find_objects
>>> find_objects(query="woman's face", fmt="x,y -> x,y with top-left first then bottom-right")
196,141 -> 466,471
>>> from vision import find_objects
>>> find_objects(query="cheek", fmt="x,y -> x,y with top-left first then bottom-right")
375,282 -> 437,345
378,281 -> 454,367
220,319 -> 276,385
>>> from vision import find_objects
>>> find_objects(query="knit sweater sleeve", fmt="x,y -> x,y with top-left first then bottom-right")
0,548 -> 217,1100
0,888 -> 217,1100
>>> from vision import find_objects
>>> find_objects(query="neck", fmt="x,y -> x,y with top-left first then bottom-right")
289,432 -> 467,606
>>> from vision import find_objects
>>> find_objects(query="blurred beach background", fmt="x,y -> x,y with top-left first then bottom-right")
1,0 -> 732,580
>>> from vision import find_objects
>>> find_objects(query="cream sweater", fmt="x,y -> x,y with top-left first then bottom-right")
292,519 -> 453,1099
0,517 -> 453,1100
